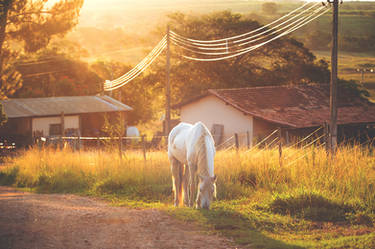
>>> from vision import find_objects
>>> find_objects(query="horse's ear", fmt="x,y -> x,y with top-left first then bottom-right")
212,175 -> 217,183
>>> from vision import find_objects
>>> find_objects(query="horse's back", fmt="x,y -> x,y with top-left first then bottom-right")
168,122 -> 215,165
168,122 -> 192,164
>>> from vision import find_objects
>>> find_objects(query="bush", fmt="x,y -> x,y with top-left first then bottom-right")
0,166 -> 18,186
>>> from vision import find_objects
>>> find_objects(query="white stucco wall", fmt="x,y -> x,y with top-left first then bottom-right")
180,95 -> 253,147
32,115 -> 79,137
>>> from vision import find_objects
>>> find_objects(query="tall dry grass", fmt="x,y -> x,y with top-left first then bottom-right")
1,145 -> 374,211
215,145 -> 375,210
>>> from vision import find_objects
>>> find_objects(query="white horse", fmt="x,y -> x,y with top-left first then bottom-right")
168,122 -> 217,209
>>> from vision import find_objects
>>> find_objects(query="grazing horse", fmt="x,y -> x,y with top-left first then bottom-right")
168,122 -> 217,209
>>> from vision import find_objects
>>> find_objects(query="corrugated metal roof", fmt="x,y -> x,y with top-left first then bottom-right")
178,84 -> 375,128
0,95 -> 133,118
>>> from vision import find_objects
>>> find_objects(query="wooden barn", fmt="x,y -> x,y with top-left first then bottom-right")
175,84 -> 375,147
0,95 -> 132,147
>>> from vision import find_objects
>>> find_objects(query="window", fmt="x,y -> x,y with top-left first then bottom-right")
49,124 -> 62,136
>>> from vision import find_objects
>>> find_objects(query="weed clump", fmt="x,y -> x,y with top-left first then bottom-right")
0,166 -> 19,186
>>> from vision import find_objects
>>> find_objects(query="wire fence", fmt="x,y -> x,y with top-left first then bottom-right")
2,126 -> 373,165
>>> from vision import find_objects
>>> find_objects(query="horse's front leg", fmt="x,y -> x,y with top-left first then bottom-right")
188,163 -> 197,207
182,165 -> 190,206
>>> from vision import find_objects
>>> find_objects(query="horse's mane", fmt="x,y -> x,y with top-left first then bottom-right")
194,124 -> 210,176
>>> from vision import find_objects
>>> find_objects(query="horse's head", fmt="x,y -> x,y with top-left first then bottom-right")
196,174 -> 217,209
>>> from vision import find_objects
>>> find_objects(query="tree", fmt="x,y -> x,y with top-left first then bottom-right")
0,0 -> 83,99
91,60 -> 158,125
14,48 -> 102,98
0,102 -> 6,126
262,2 -> 278,16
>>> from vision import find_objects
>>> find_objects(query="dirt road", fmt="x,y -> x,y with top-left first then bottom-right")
0,187 -> 236,249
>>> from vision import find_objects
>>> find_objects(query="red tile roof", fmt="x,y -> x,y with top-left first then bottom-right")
184,84 -> 375,128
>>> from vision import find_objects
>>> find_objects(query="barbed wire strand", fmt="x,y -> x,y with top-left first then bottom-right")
216,135 -> 234,150
244,129 -> 279,153
285,142 -> 326,167
251,136 -> 280,157
285,126 -> 323,149
285,134 -> 326,160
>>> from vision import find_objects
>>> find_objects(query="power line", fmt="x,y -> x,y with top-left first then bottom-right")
22,70 -> 66,78
170,5 -> 326,56
104,36 -> 166,90
177,7 -> 330,61
169,2 -> 321,48
105,37 -> 166,87
104,36 -> 167,91
171,1 -> 316,44
102,1 -> 330,90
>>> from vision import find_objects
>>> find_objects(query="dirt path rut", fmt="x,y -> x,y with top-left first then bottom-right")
0,187 -> 237,249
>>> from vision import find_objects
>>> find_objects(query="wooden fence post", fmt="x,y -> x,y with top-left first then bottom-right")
97,134 -> 100,149
60,111 -> 65,149
142,135 -> 147,162
77,136 -> 81,152
234,133 -> 239,151
324,122 -> 329,152
118,136 -> 123,159
246,131 -> 250,149
285,130 -> 290,145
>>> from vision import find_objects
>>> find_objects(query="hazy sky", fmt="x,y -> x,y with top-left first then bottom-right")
78,0 -> 375,13
68,0 -> 375,28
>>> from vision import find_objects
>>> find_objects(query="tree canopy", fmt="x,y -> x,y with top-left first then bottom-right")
0,0 -> 83,125
0,0 -> 83,99
15,47 -> 101,98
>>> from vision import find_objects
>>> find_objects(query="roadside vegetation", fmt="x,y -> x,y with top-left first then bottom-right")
1,145 -> 374,249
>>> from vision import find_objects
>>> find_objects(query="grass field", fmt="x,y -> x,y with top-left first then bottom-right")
313,50 -> 375,84
1,145 -> 375,248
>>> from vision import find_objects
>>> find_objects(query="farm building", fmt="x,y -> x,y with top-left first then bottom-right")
175,84 -> 375,147
0,95 -> 132,147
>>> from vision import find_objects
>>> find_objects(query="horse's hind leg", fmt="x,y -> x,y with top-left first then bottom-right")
170,157 -> 183,207
182,165 -> 190,206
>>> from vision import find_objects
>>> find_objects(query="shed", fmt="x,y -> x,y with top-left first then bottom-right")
175,84 -> 375,146
0,95 -> 132,146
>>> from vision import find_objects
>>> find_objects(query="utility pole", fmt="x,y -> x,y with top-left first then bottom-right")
110,64 -> 114,98
165,25 -> 171,136
356,68 -> 374,84
328,0 -> 339,152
